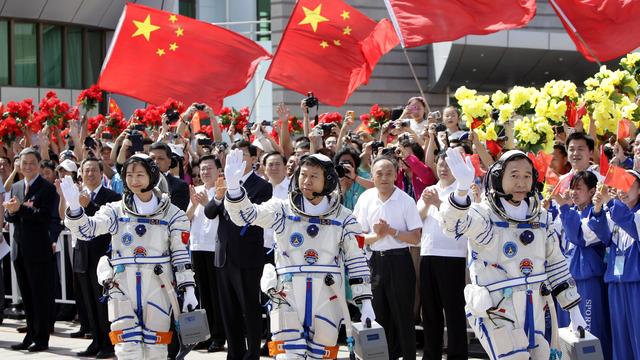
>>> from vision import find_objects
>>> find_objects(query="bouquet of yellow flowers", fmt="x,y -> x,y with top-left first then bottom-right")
490,90 -> 515,123
513,115 -> 554,153
535,80 -> 579,125
508,86 -> 540,117
454,86 -> 493,130
620,53 -> 640,83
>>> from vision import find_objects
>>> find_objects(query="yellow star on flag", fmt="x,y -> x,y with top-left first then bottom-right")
169,14 -> 178,23
320,41 -> 329,49
175,27 -> 184,37
132,15 -> 160,41
333,40 -> 341,46
343,26 -> 352,35
169,42 -> 178,51
298,4 -> 329,32
340,10 -> 350,20
156,48 -> 165,56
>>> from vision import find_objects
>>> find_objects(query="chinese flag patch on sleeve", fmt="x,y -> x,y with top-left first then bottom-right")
181,231 -> 190,245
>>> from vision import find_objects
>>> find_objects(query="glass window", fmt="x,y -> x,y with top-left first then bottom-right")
179,0 -> 196,18
0,21 -> 8,85
66,27 -> 83,88
42,25 -> 62,87
257,0 -> 271,41
14,22 -> 37,86
85,30 -> 102,86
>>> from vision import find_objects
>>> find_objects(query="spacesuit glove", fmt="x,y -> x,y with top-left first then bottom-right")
360,299 -> 376,323
569,306 -> 587,334
60,175 -> 81,211
182,286 -> 198,313
224,149 -> 246,196
444,148 -> 475,191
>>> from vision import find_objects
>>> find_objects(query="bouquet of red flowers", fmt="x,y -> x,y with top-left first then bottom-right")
77,85 -> 103,112
360,104 -> 390,133
0,116 -> 24,145
3,99 -> 34,122
135,105 -> 163,128
87,114 -> 105,133
318,112 -> 343,125
270,115 -> 304,142
32,91 -> 78,131
104,111 -> 127,136
162,98 -> 186,115
218,106 -> 250,133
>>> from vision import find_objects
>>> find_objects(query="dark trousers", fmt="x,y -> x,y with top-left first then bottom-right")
76,268 -> 112,352
13,249 -> 54,346
191,250 -> 226,345
72,271 -> 92,332
420,256 -> 468,360
217,264 -> 263,360
371,248 -> 416,360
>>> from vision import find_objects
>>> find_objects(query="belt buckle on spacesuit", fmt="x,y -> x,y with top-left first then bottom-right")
268,340 -> 285,356
147,218 -> 162,225
529,222 -> 540,229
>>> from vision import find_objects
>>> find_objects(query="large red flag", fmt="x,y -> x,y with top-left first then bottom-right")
98,4 -> 271,111
599,144 -> 610,177
266,0 -> 399,107
384,0 -> 536,48
617,118 -> 632,140
549,0 -> 640,62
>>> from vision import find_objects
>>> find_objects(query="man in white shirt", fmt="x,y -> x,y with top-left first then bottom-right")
262,152 -> 291,252
561,132 -> 604,182
186,155 -> 226,352
354,155 -> 422,360
417,153 -> 468,360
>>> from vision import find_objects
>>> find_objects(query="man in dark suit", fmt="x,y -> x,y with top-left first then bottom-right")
149,142 -> 189,211
205,141 -> 272,360
73,158 -> 121,358
4,148 -> 57,352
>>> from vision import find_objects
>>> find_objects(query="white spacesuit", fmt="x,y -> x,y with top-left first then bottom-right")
440,149 -> 585,360
223,151 -> 374,359
62,155 -> 197,360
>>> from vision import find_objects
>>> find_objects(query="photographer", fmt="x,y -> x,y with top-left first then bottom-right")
399,96 -> 429,136
334,147 -> 373,210
176,103 -> 223,144
395,139 -> 437,202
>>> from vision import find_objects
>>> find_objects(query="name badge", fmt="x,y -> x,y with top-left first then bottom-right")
614,255 -> 625,277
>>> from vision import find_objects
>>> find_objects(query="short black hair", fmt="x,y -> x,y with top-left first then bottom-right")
553,143 -> 568,158
372,155 -> 398,171
334,147 -> 361,169
434,151 -> 448,163
40,159 -> 55,171
400,140 -> 425,162
262,151 -> 286,165
231,140 -> 257,156
198,154 -> 222,169
570,170 -> 598,190
81,157 -> 104,173
565,132 -> 595,152
149,142 -> 172,158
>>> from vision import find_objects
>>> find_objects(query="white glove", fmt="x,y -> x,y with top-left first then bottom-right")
569,305 -> 587,334
360,299 -> 376,323
182,286 -> 198,312
60,175 -> 81,211
444,148 -> 475,191
224,148 -> 246,197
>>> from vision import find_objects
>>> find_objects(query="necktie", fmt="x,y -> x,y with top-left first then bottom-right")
90,192 -> 96,201
24,181 -> 29,197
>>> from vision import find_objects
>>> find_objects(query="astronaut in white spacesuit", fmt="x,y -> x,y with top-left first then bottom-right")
61,154 -> 198,360
440,148 -> 586,360
222,149 -> 375,359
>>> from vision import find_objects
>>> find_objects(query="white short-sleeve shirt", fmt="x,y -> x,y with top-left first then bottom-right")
418,181 -> 467,258
353,186 -> 422,251
189,185 -> 219,252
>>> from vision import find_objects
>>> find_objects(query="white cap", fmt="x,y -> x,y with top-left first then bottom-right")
56,159 -> 78,173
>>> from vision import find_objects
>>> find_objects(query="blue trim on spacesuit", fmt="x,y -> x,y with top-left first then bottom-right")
118,217 -> 169,225
524,289 -> 535,349
136,272 -> 143,328
148,301 -> 170,317
303,277 -> 313,339
314,315 -> 337,328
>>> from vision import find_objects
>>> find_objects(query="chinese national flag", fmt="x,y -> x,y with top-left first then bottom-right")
617,118 -> 632,141
385,0 -> 536,48
98,4 -> 271,111
469,154 -> 487,177
108,98 -> 122,116
266,0 -> 399,107
528,151 -> 552,183
549,0 -> 640,62
552,173 -> 573,196
604,165 -> 637,192
599,144 -> 609,177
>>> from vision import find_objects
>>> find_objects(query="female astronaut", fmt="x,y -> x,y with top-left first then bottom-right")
61,154 -> 198,360
440,148 -> 586,360
222,149 -> 375,359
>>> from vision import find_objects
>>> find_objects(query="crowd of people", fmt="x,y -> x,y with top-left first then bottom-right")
0,91 -> 638,360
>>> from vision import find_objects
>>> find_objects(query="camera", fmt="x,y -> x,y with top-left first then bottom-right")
194,103 -> 205,111
335,163 -> 347,178
400,120 -> 410,127
197,138 -> 212,146
134,124 -> 146,131
428,111 -> 441,119
165,108 -> 181,123
381,146 -> 397,156
261,120 -> 272,127
398,133 -> 411,142
304,92 -> 319,108
435,123 -> 447,133
320,123 -> 335,134
371,141 -> 384,153
84,136 -> 97,149
128,130 -> 144,153
214,141 -> 228,152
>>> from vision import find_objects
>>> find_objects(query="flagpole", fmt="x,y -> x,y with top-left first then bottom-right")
249,76 -> 267,122
402,48 -> 431,113
548,0 -> 602,67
